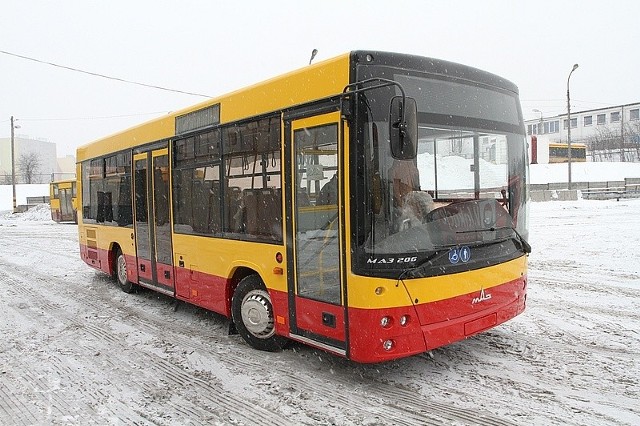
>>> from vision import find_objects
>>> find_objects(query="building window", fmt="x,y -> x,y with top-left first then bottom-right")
530,123 -> 540,135
549,120 -> 559,133
563,118 -> 577,129
631,109 -> 640,121
611,111 -> 620,122
583,116 -> 592,126
597,114 -> 606,125
528,123 -> 547,135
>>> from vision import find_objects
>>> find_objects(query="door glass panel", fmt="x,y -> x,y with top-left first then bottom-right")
61,189 -> 72,216
294,123 -> 341,305
153,155 -> 172,265
135,158 -> 151,261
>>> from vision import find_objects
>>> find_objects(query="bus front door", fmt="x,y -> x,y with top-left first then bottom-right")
133,148 -> 175,295
59,188 -> 73,221
285,111 -> 347,356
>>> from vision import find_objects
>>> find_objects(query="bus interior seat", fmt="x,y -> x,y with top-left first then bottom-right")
226,186 -> 243,232
207,181 -> 221,233
243,188 -> 282,240
191,180 -> 208,233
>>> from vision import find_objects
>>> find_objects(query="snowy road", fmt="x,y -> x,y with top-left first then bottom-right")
0,200 -> 639,425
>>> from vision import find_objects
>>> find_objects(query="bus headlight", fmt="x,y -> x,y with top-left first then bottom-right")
382,339 -> 395,351
380,316 -> 392,328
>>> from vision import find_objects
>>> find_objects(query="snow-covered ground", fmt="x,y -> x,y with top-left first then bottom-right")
529,161 -> 640,185
1,167 -> 639,425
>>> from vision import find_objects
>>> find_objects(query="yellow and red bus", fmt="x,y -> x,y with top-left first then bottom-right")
50,179 -> 77,223
548,142 -> 587,163
77,51 -> 530,363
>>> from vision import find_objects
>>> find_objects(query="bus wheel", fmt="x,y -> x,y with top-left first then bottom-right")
115,249 -> 135,293
231,275 -> 287,352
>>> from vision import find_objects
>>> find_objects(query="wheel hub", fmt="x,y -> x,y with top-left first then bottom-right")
117,255 -> 127,284
241,290 -> 275,339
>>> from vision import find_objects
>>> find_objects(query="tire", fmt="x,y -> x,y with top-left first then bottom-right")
115,249 -> 135,293
231,275 -> 287,352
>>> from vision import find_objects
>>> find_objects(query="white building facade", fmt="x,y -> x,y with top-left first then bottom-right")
524,102 -> 640,162
0,136 -> 58,183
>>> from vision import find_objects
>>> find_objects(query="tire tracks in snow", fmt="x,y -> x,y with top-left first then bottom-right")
0,263 -> 290,425
0,228 -> 520,425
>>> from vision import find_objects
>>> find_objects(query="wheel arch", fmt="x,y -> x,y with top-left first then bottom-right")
108,242 -> 122,278
226,266 -> 261,316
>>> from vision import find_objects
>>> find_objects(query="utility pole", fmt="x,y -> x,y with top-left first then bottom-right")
621,105 -> 625,162
10,116 -> 17,213
566,64 -> 579,190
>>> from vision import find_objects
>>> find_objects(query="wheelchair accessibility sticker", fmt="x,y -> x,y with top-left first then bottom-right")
448,246 -> 471,264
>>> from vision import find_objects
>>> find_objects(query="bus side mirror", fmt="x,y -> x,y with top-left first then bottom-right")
389,96 -> 418,160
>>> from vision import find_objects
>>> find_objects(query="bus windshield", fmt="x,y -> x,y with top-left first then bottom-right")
353,69 -> 529,277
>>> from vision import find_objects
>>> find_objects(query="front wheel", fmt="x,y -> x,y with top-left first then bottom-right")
231,275 -> 287,352
114,249 -> 135,293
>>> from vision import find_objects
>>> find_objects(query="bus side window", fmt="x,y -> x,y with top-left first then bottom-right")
96,191 -> 113,223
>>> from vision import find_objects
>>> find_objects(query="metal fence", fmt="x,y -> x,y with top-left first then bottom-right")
531,177 -> 640,201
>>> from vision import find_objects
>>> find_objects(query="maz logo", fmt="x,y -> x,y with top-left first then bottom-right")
472,288 -> 492,305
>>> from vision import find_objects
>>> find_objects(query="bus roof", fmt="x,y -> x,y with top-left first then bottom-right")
548,142 -> 587,148
351,51 -> 519,95
76,52 -> 351,161
50,178 -> 76,184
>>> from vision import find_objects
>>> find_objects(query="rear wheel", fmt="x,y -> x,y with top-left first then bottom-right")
231,275 -> 287,352
115,249 -> 135,293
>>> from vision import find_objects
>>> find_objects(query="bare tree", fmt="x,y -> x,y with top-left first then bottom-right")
624,121 -> 640,162
1,171 -> 12,185
18,152 -> 42,184
582,120 -> 640,163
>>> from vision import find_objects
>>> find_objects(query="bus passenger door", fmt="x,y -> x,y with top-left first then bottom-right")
285,110 -> 346,356
133,148 -> 175,295
59,187 -> 74,221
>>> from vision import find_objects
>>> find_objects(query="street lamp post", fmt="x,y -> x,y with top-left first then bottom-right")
566,63 -> 579,190
10,116 -> 17,213
533,108 -> 543,135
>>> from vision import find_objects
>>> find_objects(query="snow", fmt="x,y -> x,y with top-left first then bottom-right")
1,164 -> 639,425
530,161 -> 640,184
0,202 -> 53,222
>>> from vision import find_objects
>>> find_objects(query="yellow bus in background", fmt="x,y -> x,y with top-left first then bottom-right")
50,179 -> 77,223
549,142 -> 587,163
77,51 -> 530,363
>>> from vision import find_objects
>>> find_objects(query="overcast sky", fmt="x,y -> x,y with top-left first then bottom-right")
2,0 -> 639,157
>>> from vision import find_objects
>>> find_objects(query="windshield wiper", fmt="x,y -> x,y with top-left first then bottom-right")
397,227 -> 531,281
397,247 -> 449,280
511,226 -> 532,254
456,226 -> 531,254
